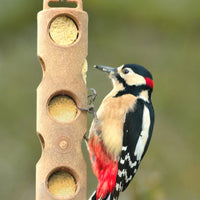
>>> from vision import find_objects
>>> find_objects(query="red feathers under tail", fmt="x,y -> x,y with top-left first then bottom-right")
88,136 -> 118,199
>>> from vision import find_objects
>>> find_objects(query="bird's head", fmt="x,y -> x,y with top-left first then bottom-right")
94,64 -> 154,100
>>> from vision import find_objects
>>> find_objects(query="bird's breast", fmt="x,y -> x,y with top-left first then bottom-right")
96,94 -> 137,159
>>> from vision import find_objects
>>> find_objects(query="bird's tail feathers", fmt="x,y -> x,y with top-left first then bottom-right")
88,191 -> 119,200
88,191 -> 97,200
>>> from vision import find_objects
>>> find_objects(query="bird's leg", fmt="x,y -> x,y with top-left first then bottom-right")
78,88 -> 98,120
78,88 -> 98,142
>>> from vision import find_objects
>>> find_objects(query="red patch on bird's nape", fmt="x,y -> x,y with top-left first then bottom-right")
88,135 -> 118,199
145,77 -> 154,89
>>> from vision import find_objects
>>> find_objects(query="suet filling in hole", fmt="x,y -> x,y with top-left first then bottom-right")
49,15 -> 78,45
48,169 -> 76,197
48,95 -> 77,122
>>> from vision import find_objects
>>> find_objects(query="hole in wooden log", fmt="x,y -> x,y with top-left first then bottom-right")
38,133 -> 45,149
49,15 -> 78,46
48,168 -> 77,197
48,94 -> 77,123
38,56 -> 46,72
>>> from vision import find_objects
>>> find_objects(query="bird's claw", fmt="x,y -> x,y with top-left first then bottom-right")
78,88 -> 98,120
88,88 -> 97,104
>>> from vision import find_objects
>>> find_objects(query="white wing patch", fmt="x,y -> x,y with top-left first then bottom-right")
134,105 -> 150,161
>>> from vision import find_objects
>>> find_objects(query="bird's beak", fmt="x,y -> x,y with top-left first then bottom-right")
93,65 -> 117,75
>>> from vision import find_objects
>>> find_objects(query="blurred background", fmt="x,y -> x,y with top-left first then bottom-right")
0,0 -> 200,199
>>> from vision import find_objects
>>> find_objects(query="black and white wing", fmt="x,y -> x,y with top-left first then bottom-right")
115,99 -> 154,194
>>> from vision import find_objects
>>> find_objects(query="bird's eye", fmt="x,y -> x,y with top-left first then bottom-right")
122,68 -> 129,74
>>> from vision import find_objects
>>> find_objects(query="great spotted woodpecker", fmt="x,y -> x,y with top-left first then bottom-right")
87,64 -> 154,200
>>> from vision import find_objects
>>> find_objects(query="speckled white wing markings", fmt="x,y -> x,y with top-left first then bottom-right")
119,152 -> 137,168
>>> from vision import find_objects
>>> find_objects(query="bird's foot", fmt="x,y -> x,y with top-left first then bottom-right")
78,88 -> 98,120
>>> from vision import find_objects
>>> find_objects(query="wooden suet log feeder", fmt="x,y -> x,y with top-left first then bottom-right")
36,0 -> 88,199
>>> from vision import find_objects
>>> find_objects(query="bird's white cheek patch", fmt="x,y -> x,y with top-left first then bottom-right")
123,73 -> 146,86
134,105 -> 150,161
